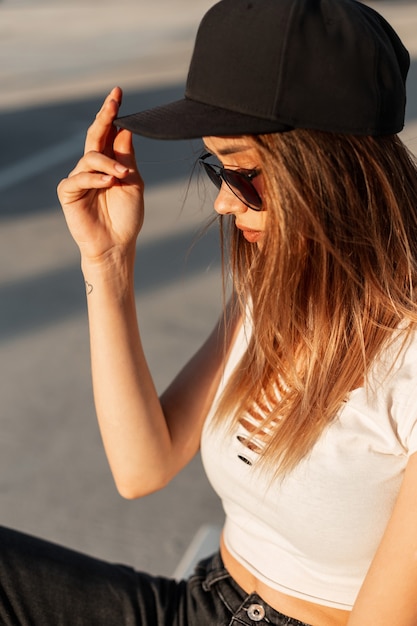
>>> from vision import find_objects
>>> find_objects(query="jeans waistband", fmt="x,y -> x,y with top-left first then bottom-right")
198,552 -> 310,626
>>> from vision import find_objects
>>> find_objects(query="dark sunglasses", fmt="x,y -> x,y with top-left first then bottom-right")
199,152 -> 263,211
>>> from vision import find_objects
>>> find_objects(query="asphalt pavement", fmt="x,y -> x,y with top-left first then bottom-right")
0,0 -> 416,578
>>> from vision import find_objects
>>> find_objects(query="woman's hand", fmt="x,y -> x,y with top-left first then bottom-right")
57,87 -> 144,263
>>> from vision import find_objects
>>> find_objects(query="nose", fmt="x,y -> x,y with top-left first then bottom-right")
213,183 -> 249,216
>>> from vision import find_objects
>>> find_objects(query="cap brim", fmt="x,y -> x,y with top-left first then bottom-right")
114,97 -> 292,140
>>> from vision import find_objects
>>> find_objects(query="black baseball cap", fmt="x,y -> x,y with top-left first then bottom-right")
115,0 -> 410,139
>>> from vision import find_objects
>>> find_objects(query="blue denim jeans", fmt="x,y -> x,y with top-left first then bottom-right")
0,526 -> 310,625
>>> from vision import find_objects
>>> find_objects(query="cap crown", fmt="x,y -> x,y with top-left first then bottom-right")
186,0 -> 409,135
115,0 -> 410,139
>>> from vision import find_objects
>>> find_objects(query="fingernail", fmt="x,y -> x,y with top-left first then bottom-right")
115,163 -> 128,174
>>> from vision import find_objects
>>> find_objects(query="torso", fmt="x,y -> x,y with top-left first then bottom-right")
220,534 -> 350,626
202,321 -> 417,623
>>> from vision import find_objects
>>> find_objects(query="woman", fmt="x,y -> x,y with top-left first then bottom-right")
1,0 -> 417,624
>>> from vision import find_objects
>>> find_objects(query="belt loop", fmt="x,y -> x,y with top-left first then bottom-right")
200,552 -> 230,591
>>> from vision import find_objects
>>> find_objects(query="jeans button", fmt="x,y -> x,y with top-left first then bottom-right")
247,603 -> 266,621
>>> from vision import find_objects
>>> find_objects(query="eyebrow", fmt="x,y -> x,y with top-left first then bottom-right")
202,143 -> 252,156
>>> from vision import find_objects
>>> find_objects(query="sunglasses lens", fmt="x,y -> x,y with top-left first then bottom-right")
200,157 -> 262,210
201,162 -> 222,189
223,171 -> 262,209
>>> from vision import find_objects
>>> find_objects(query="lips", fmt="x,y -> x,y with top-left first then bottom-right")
236,223 -> 263,243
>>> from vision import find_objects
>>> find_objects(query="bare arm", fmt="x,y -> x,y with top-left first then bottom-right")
57,88 -> 238,498
348,451 -> 417,625
84,260 -> 238,498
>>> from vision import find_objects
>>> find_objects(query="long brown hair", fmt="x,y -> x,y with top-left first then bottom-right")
214,130 -> 417,475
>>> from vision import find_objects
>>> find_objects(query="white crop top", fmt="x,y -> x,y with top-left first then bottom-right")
201,319 -> 417,610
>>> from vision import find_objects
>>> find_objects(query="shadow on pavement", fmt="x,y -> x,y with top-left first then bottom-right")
0,222 -> 220,343
0,82 -> 221,342
0,82 -> 203,219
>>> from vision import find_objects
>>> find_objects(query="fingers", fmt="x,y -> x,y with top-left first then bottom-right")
113,128 -> 137,171
58,150 -> 130,204
70,150 -> 129,178
58,172 -> 112,203
84,87 -> 123,156
58,88 -> 142,206
83,89 -> 138,172
57,169 -> 115,206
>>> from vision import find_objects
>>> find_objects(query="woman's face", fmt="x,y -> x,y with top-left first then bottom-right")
202,136 -> 267,246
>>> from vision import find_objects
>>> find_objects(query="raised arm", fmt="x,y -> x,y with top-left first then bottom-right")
348,451 -> 417,625
57,88 -> 238,498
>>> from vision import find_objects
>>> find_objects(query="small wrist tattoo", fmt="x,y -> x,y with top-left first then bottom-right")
85,281 -> 94,295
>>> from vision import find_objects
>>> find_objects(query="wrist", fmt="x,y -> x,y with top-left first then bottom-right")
81,244 -> 135,274
80,246 -> 136,294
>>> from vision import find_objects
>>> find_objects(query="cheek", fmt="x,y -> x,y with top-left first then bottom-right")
258,212 -> 268,231
248,211 -> 268,237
